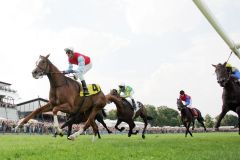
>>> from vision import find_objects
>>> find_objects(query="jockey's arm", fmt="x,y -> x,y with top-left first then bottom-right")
185,98 -> 190,106
65,63 -> 74,73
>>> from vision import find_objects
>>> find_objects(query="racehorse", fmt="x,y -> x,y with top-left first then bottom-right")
58,109 -> 112,139
105,89 -> 153,139
177,98 -> 206,137
212,62 -> 240,134
15,54 -> 107,140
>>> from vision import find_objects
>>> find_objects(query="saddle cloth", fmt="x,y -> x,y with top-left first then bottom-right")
79,84 -> 101,97
124,97 -> 140,113
191,108 -> 198,117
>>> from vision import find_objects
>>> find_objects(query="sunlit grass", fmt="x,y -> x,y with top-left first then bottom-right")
0,132 -> 239,160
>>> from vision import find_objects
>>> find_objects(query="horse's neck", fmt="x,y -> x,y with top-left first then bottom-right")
110,96 -> 123,110
47,62 -> 66,88
224,79 -> 238,92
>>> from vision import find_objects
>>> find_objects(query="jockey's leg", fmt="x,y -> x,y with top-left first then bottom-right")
77,62 -> 92,95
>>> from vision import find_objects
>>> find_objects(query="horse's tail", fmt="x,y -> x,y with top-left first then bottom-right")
147,116 -> 153,120
101,109 -> 107,117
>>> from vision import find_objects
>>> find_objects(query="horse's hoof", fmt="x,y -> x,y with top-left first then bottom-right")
108,131 -> 113,134
120,127 -> 125,132
59,132 -> 64,137
142,135 -> 145,139
68,135 -> 75,141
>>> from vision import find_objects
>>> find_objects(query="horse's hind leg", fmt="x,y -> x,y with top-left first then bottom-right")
192,119 -> 195,130
198,119 -> 206,131
215,107 -> 228,130
96,114 -> 112,134
141,117 -> 148,139
128,121 -> 138,137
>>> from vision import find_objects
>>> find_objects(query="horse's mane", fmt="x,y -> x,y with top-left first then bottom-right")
45,56 -> 81,90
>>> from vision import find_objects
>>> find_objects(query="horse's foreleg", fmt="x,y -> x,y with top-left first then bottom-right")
236,107 -> 240,135
65,124 -> 73,139
186,122 -> 193,137
115,119 -> 124,132
215,107 -> 228,130
15,103 -> 52,131
52,103 -> 72,135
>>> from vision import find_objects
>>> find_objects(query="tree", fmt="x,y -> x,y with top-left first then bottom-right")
145,105 -> 159,126
219,114 -> 238,126
107,109 -> 117,120
204,114 -> 214,128
156,106 -> 180,127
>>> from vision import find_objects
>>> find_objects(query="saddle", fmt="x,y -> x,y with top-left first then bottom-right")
79,84 -> 101,97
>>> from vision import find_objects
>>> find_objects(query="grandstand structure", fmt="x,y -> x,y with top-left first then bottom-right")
0,81 -> 19,120
17,98 -> 66,122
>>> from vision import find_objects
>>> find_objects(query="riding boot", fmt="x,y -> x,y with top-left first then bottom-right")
81,80 -> 89,95
131,99 -> 136,111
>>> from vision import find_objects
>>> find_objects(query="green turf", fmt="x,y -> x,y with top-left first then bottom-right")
0,132 -> 239,160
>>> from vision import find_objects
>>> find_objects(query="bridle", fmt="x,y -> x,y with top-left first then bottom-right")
35,57 -> 50,76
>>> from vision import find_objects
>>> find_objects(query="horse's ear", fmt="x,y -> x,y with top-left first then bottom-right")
223,62 -> 227,67
46,54 -> 50,59
212,64 -> 217,68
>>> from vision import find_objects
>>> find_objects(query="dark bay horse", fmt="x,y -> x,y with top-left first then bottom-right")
59,109 -> 112,139
212,62 -> 240,134
15,54 -> 107,140
177,98 -> 206,137
106,89 -> 153,139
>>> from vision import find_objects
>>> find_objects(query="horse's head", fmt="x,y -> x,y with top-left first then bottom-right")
177,98 -> 185,110
110,89 -> 120,97
32,54 -> 51,79
212,62 -> 231,87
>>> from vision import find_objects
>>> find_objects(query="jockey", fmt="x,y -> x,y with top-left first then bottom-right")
63,47 -> 92,95
179,90 -> 192,108
179,90 -> 198,117
118,83 -> 136,110
226,63 -> 240,81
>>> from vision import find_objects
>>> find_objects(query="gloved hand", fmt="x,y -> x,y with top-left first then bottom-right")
61,71 -> 66,74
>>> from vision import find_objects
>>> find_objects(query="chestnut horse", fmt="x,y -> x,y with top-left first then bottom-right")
15,54 -> 107,140
177,98 -> 206,137
212,62 -> 240,134
106,89 -> 153,139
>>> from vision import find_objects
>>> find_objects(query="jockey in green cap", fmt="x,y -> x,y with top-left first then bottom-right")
226,63 -> 240,81
118,83 -> 136,110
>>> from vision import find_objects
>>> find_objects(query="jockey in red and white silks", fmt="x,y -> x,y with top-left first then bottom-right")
64,47 -> 92,95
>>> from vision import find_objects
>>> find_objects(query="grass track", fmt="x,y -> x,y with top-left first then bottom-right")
0,132 -> 239,160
